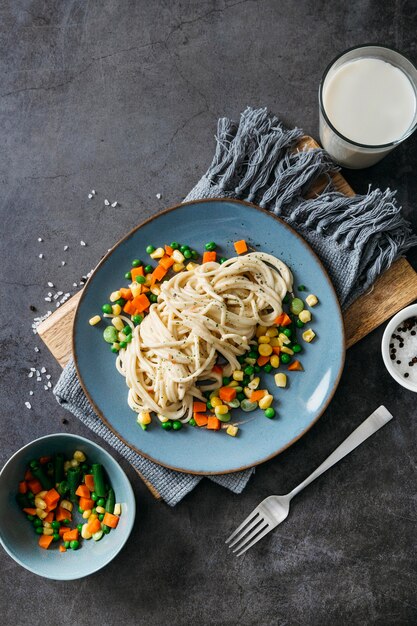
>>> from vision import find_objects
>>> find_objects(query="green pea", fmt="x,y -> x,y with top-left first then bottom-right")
146,245 -> 155,254
264,364 -> 272,373
296,319 -> 305,328
205,242 -> 217,251
78,506 -> 83,514
29,460 -> 39,469
191,250 -> 198,259
102,525 -> 111,534
237,392 -> 246,401
298,285 -> 306,291
283,328 -> 292,338
122,326 -> 131,336
119,341 -> 127,349
70,540 -> 80,550
172,420 -> 183,430
97,498 -> 105,507
206,401 -> 213,410
27,514 -> 35,522
92,508 -> 97,514
132,259 -> 142,267
64,541 -> 70,548
292,344 -> 302,353
254,365 -> 261,373
183,249 -> 192,259
222,377 -> 231,385
290,298 -> 304,315
180,245 -> 190,253
281,353 -> 291,364
51,521 -> 60,530
103,326 -> 118,344
139,423 -> 147,431
134,275 -> 145,284
125,271 -> 132,280
149,293 -> 158,303
111,344 -> 119,353
242,376 -> 250,386
237,355 -> 246,364
52,533 -> 60,541
35,527 -> 43,535
162,421 -> 172,430
144,264 -> 153,273
244,366 -> 254,376
264,408 -> 275,419
219,257 -> 227,264
102,303 -> 112,314
33,518 -> 43,528
98,514 -> 104,521
115,298 -> 126,307
91,492 -> 97,501
132,314 -> 143,325
248,350 -> 258,359
63,518 -> 70,525
189,418 -> 196,426
170,242 -> 179,249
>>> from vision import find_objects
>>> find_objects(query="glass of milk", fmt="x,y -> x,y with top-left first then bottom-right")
319,45 -> 417,168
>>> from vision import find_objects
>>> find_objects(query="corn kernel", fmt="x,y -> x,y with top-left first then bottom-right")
70,459 -> 79,468
270,355 -> 280,368
89,315 -> 101,326
209,389 -> 219,399
150,247 -> 165,259
112,342 -> 120,351
256,325 -> 267,337
226,425 -> 239,437
114,503 -> 122,516
34,497 -> 47,510
173,263 -> 185,272
157,414 -> 169,423
186,262 -> 198,271
73,450 -> 86,462
243,387 -> 252,398
36,508 -> 47,519
88,513 -> 98,522
302,329 -> 316,343
61,500 -> 73,512
299,310 -> 312,323
150,285 -> 161,296
112,317 -> 124,331
43,527 -> 53,536
244,357 -> 256,366
281,346 -> 294,355
63,461 -> 71,472
82,509 -> 92,519
278,333 -> 291,345
112,303 -> 122,316
172,250 -> 185,263
211,396 -> 223,407
214,404 -> 229,416
266,327 -> 278,337
93,530 -> 104,541
118,332 -> 128,342
43,521 -> 52,529
258,335 -> 271,344
137,411 -> 151,426
248,377 -> 260,390
258,394 -> 274,409
38,490 -> 48,499
226,380 -> 237,388
274,373 -> 287,388
81,524 -> 92,540
96,505 -> 106,514
110,290 -> 121,302
144,274 -> 153,286
130,282 -> 142,297
306,294 -> 318,307
270,337 -> 281,347
258,344 -> 273,357
232,370 -> 244,381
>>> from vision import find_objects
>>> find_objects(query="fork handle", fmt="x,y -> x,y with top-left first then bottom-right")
289,406 -> 393,499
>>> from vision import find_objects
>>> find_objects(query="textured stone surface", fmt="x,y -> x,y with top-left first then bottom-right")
1,1 -> 417,624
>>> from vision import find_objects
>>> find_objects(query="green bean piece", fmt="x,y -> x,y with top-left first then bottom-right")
57,480 -> 68,496
105,488 -> 115,514
102,525 -> 111,534
54,453 -> 65,485
67,466 -> 81,502
92,464 -> 106,498
31,463 -> 53,490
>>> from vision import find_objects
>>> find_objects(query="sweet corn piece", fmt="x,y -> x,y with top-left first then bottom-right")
96,505 -> 106,514
112,342 -> 120,351
299,310 -> 312,324
270,354 -> 280,368
150,247 -> 165,259
256,325 -> 268,337
63,461 -> 72,472
36,508 -> 47,519
258,335 -> 271,344
70,459 -> 79,468
214,404 -> 229,416
38,490 -> 48,499
302,329 -> 316,343
34,497 -> 47,510
258,344 -> 273,357
265,327 -> 278,337
226,425 -> 239,437
137,411 -> 151,426
244,357 -> 256,366
243,387 -> 252,398
61,500 -> 73,512
306,294 -> 318,307
209,389 -> 219,399
89,315 -> 101,326
173,263 -> 185,272
228,380 -> 239,388
144,273 -> 153,286
82,509 -> 92,519
43,527 -> 54,536
150,285 -> 161,296
114,503 -> 122,516
281,346 -> 294,355
157,414 -> 169,423
112,317 -> 124,331
232,370 -> 244,381
81,524 -> 92,540
278,333 -> 291,345
270,337 -> 281,347
172,249 -> 185,263
93,530 -> 104,541
110,290 -> 121,302
211,396 -> 223,408
112,303 -> 122,316
73,450 -> 86,462
274,373 -> 287,388
130,282 -> 142,297
88,513 -> 98,522
258,394 -> 274,410
248,376 -> 260,390
186,262 -> 198,271
43,521 -> 52,529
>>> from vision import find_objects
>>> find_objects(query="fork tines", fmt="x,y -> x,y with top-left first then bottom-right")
225,510 -> 271,557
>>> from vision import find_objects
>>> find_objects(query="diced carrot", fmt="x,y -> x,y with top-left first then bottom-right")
43,512 -> 54,523
38,535 -> 54,550
194,413 -> 208,427
86,518 -> 102,534
159,255 -> 175,270
203,251 -> 216,263
120,287 -> 133,300
123,300 -> 136,315
56,507 -> 72,522
75,484 -> 90,499
234,239 -> 248,255
257,355 -> 269,367
102,512 -> 120,529
151,265 -> 167,283
24,469 -> 33,481
84,474 -> 95,492
18,481 -> 28,494
131,266 -> 144,281
59,545 -> 67,553
23,508 -> 37,515
274,312 -> 292,326
250,389 -> 267,403
272,346 -> 281,355
45,502 -> 58,513
131,293 -> 150,313
59,526 -> 71,537
39,456 -> 51,465
63,529 -> 79,542
27,479 -> 42,495
288,360 -> 303,371
212,365 -> 222,375
44,488 -> 60,508
141,286 -> 150,293
193,401 -> 207,413
207,416 -> 221,431
219,387 -> 237,402
79,497 -> 95,511
165,245 -> 174,256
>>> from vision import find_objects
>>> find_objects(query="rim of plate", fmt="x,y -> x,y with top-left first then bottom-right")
73,198 -> 346,475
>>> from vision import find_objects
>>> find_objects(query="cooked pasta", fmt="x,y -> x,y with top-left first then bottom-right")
114,252 -> 293,422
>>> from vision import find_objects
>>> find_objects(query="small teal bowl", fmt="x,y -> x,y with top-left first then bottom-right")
0,433 -> 136,580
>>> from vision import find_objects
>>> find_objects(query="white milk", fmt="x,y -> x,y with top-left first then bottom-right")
320,57 -> 416,168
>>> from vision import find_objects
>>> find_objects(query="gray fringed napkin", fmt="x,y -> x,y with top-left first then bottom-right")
54,107 -> 417,506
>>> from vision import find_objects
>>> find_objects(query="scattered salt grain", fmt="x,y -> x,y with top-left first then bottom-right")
44,297 -> 52,302
47,382 -> 52,389
37,377 -> 42,382
44,385 -> 49,391
88,193 -> 93,199
30,367 -> 36,372
39,254 -> 44,259
91,190 -> 96,195
40,367 -> 46,373
80,241 -> 86,246
64,245 -> 69,251
156,193 -> 162,199
34,347 -> 39,352
25,401 -> 32,409
46,374 -> 51,380
111,201 -> 118,207
104,199 -> 110,206
28,372 -> 34,378
73,282 -> 78,287
47,282 -> 54,288
61,261 -> 66,266
29,391 -> 34,396
38,237 -> 43,242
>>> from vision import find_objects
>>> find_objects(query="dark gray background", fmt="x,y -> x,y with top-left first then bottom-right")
1,1 -> 416,624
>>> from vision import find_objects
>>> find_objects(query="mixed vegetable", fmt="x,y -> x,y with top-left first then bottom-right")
17,451 -> 121,551
89,239 -> 318,436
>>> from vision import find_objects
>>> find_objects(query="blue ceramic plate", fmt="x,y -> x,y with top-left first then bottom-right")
74,200 -> 345,474
0,434 -> 135,580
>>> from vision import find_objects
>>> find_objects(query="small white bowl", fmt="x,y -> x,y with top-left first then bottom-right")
381,303 -> 417,392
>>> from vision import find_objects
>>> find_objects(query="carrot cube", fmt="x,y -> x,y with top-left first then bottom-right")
257,356 -> 269,366
38,535 -> 54,550
79,497 -> 95,511
123,300 -> 136,315
274,312 -> 292,326
59,545 -> 67,553
193,401 -> 207,413
86,518 -> 102,534
131,266 -> 144,281
63,529 -> 79,542
43,512 -> 54,523
250,389 -> 267,403
234,239 -> 248,254
203,251 -> 216,263
75,484 -> 91,499
18,481 -> 28,494
23,508 -> 37,516
102,512 -> 119,529
288,360 -> 303,371
219,387 -> 237,402
159,255 -> 175,270
207,416 -> 221,430
59,526 -> 71,537
131,293 -> 150,313
120,287 -> 133,300
27,479 -> 42,495
194,414 -> 208,427
151,265 -> 167,283
44,488 -> 60,508
165,245 -> 174,256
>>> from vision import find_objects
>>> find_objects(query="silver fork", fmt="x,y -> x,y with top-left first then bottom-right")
226,405 -> 393,556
